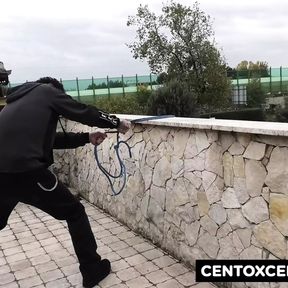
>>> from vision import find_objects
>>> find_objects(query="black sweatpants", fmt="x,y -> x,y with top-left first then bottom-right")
0,168 -> 101,274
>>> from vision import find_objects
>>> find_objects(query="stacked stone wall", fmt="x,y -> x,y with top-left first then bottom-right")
54,119 -> 288,288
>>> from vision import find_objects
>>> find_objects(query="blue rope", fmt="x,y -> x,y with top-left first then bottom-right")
94,132 -> 132,196
94,115 -> 174,196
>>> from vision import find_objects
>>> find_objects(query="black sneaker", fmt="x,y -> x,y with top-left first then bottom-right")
82,259 -> 111,288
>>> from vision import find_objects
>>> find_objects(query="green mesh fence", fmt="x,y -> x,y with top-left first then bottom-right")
9,68 -> 288,104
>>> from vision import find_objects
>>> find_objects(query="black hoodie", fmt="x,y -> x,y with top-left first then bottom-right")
0,82 -> 120,173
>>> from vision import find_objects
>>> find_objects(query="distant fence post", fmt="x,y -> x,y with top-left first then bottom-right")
107,76 -> 111,100
121,75 -> 125,97
76,77 -> 80,101
280,66 -> 283,94
269,67 -> 272,95
236,70 -> 240,104
92,76 -> 96,102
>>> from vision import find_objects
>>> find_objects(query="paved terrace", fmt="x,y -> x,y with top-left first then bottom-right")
0,199 -> 216,288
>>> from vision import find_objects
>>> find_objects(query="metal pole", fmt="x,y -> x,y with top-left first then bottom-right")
107,76 -> 111,100
122,74 -> 125,97
76,77 -> 80,101
92,76 -> 96,103
280,66 -> 283,94
236,70 -> 240,105
149,73 -> 153,90
269,67 -> 272,95
136,74 -> 138,92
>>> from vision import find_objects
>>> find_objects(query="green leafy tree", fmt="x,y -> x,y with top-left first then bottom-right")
127,1 -> 231,114
246,79 -> 265,107
87,80 -> 127,90
236,60 -> 269,78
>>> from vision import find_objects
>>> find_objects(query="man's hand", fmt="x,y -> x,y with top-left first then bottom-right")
117,120 -> 131,134
89,131 -> 107,145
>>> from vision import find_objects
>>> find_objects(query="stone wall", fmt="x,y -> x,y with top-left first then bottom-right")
54,116 -> 288,288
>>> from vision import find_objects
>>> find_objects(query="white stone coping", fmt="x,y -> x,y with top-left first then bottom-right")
116,114 -> 288,137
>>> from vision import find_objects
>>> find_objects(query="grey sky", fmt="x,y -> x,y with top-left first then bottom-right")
1,0 -> 287,83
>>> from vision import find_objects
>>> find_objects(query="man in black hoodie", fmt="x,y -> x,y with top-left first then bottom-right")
0,76 -> 131,288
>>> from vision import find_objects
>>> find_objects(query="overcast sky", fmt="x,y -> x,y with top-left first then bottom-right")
1,0 -> 287,83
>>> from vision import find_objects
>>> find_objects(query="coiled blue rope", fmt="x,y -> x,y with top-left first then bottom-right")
94,132 -> 132,196
94,115 -> 174,196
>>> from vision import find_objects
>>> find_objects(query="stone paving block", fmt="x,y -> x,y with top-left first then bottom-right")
98,245 -> 112,255
142,249 -> 164,260
134,261 -> 159,275
118,231 -> 135,240
0,264 -> 10,275
97,217 -> 114,225
56,233 -> 71,242
26,247 -> 46,258
35,261 -> 57,274
163,263 -> 189,277
49,249 -> 70,261
102,221 -> 120,230
0,282 -> 19,288
43,243 -> 63,253
55,255 -> 77,268
156,279 -> 184,288
14,266 -> 37,280
39,236 -> 59,247
0,235 -> 16,244
60,239 -> 73,249
101,235 -> 121,245
102,251 -> 121,262
51,228 -> 68,236
40,268 -> 64,282
47,223 -> 65,231
0,258 -> 6,266
109,226 -> 128,235
0,240 -> 19,249
9,259 -> 31,271
18,236 -> 37,245
98,273 -> 121,288
126,276 -> 152,288
91,224 -> 106,233
110,284 -> 129,288
176,271 -> 197,286
111,259 -> 130,272
109,240 -> 129,251
45,278 -> 71,288
61,263 -> 79,276
31,227 -> 50,235
117,247 -> 138,258
126,254 -> 147,266
133,242 -> 155,253
15,231 -> 33,239
67,272 -> 82,286
152,255 -> 176,268
3,246 -> 23,257
35,232 -> 53,240
21,241 -> 41,252
6,252 -> 26,263
192,284 -> 217,288
95,229 -> 113,239
0,272 -> 15,285
146,269 -> 171,284
0,228 -> 13,237
18,275 -> 43,288
30,254 -> 51,266
116,267 -> 141,281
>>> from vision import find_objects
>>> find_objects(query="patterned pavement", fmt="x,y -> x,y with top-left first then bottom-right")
0,199 -> 216,288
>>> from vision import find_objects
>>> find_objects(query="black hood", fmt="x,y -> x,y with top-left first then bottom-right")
6,82 -> 41,103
